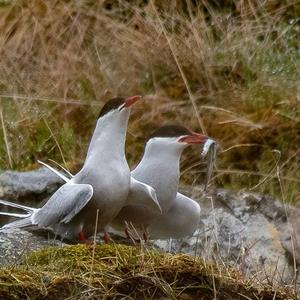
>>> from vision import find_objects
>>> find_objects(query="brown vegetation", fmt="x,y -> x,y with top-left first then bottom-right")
0,243 -> 297,299
0,0 -> 299,202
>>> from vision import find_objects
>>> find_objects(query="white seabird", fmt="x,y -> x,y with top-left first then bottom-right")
110,125 -> 213,240
0,96 -> 160,243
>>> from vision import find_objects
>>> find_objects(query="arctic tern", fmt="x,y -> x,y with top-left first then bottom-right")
0,96 -> 160,243
111,125 -> 212,240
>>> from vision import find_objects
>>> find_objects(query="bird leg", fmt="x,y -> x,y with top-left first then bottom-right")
79,230 -> 91,244
124,227 -> 130,239
143,232 -> 148,242
142,225 -> 149,242
104,232 -> 110,244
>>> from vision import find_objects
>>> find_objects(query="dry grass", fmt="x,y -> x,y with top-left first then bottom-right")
0,0 -> 299,202
0,243 -> 297,299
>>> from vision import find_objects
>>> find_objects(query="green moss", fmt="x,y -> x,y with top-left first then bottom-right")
0,244 -> 296,299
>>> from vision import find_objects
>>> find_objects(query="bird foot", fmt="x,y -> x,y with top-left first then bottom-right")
79,231 -> 91,244
143,232 -> 148,242
104,232 -> 110,244
125,228 -> 130,239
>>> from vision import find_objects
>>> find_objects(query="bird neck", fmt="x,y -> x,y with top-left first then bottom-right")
135,141 -> 184,178
132,141 -> 184,212
84,110 -> 130,167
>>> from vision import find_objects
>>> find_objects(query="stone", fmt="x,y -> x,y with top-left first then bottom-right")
0,228 -> 64,266
0,167 -> 63,201
153,187 -> 299,285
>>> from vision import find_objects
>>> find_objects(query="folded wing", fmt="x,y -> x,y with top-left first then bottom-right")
32,183 -> 93,227
126,177 -> 161,213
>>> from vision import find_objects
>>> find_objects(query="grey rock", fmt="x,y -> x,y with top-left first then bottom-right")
153,187 -> 300,285
0,167 -> 63,201
0,228 -> 65,266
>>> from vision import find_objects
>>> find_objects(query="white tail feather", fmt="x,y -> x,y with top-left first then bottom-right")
2,217 -> 32,229
0,199 -> 34,212
38,160 -> 70,183
0,211 -> 31,218
48,159 -> 74,178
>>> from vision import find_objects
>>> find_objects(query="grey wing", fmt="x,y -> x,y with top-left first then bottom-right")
176,193 -> 201,212
126,177 -> 161,213
32,183 -> 93,227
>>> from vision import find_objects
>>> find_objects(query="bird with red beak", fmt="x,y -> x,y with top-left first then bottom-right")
110,125 -> 211,240
1,95 -> 160,244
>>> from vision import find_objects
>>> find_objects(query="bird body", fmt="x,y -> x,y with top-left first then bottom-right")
65,111 -> 131,238
148,193 -> 201,239
112,137 -> 182,231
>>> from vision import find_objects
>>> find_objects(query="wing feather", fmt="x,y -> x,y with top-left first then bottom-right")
32,183 -> 93,227
126,177 -> 161,213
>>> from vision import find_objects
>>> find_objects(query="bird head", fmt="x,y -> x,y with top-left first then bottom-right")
98,95 -> 141,120
147,125 -> 208,154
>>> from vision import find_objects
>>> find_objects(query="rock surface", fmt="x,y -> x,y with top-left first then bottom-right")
0,228 -> 64,266
0,168 -> 299,286
154,187 -> 300,285
0,167 -> 64,201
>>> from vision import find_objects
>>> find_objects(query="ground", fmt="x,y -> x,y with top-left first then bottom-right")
0,243 -> 296,299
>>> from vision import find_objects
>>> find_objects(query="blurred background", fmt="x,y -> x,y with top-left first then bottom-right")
0,0 -> 299,203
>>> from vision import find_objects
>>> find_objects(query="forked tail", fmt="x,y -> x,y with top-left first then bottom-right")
38,160 -> 71,182
0,199 -> 34,229
0,199 -> 34,213
2,217 -> 33,229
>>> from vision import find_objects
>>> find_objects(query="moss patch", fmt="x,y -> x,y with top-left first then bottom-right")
0,244 -> 296,299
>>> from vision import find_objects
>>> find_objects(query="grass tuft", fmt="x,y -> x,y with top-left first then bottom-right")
0,243 -> 297,299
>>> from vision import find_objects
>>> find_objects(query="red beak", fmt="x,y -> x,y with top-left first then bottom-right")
124,95 -> 142,108
179,132 -> 208,144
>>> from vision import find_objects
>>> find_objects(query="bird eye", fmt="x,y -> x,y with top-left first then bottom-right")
118,103 -> 126,111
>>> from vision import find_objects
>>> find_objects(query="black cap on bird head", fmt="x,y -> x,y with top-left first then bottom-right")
98,95 -> 141,119
150,125 -> 208,145
149,125 -> 193,139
